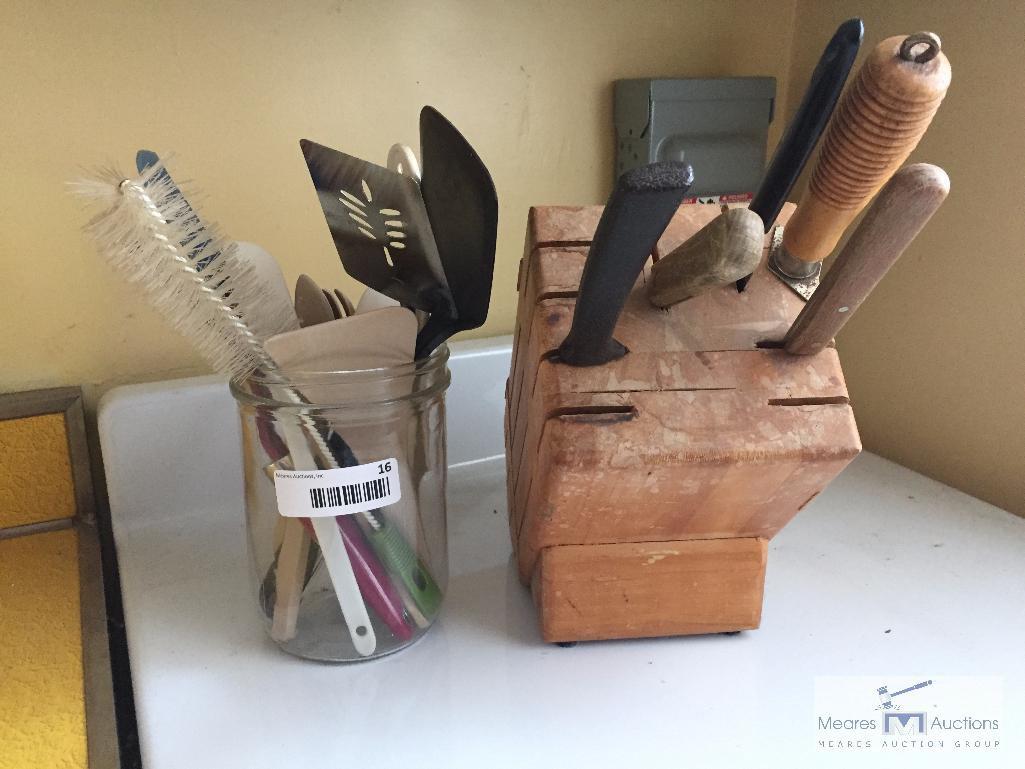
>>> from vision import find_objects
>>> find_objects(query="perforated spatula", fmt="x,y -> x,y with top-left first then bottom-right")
414,107 -> 499,358
300,139 -> 455,320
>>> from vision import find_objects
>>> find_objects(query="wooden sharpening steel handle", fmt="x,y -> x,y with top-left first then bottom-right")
783,32 -> 951,265
784,163 -> 949,355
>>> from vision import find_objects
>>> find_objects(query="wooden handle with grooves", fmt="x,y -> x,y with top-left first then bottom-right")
784,33 -> 951,264
784,163 -> 949,355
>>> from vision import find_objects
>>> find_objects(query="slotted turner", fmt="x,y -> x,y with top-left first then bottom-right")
300,139 -> 455,319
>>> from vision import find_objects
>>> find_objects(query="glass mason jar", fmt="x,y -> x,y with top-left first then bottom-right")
229,346 -> 450,662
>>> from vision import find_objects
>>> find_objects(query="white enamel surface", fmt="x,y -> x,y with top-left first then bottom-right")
98,336 -> 1025,768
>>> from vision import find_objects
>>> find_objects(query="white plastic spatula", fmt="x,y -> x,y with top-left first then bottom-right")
271,420 -> 377,656
266,306 -> 416,372
355,287 -> 400,315
357,285 -> 429,329
239,243 -> 301,332
265,307 -> 418,656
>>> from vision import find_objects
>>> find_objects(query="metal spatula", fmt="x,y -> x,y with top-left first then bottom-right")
300,139 -> 455,319
414,107 -> 499,358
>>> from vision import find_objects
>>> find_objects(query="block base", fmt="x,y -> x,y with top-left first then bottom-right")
530,537 -> 767,642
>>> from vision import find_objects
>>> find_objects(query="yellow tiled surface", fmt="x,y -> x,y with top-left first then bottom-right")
0,413 -> 76,528
0,528 -> 86,769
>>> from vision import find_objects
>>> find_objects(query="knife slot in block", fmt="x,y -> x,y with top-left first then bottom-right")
536,290 -> 579,301
549,404 -> 636,424
768,396 -> 850,407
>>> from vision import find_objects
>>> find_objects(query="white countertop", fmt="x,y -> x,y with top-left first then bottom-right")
98,338 -> 1025,768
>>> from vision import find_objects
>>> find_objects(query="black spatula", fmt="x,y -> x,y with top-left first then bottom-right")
414,107 -> 499,359
301,138 -> 455,318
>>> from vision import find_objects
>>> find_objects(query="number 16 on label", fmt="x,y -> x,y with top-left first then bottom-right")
273,459 -> 402,518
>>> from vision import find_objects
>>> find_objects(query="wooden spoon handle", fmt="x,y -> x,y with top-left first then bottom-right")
784,163 -> 949,355
783,33 -> 951,265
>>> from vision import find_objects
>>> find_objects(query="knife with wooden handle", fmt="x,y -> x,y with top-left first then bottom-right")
770,32 -> 951,297
783,163 -> 949,355
737,17 -> 863,291
558,162 -> 694,366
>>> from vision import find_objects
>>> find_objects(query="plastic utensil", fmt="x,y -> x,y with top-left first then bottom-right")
301,139 -> 455,319
294,274 -> 336,327
386,143 -> 421,182
414,107 -> 499,359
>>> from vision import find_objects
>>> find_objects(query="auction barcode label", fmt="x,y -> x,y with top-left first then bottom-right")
273,459 -> 401,518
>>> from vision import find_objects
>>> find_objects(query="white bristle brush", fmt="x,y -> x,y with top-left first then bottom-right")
71,161 -> 298,373
71,159 -> 376,656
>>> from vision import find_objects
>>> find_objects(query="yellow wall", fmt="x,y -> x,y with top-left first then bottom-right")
787,1 -> 1025,517
0,0 -> 795,392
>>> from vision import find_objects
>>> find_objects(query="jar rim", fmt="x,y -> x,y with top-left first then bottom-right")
229,344 -> 450,408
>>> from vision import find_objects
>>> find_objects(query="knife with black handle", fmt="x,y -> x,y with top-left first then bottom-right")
737,17 -> 863,291
557,162 -> 694,367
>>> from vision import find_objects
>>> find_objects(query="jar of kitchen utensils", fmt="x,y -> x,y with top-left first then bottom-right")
230,346 -> 450,661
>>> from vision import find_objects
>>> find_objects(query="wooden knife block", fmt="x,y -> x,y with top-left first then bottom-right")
505,203 -> 861,642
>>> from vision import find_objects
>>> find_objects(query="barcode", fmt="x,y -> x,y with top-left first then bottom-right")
275,458 -> 401,518
309,477 -> 391,509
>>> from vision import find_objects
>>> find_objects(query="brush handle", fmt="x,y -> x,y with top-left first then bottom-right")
276,416 -> 377,656
784,164 -> 949,355
260,402 -> 419,641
